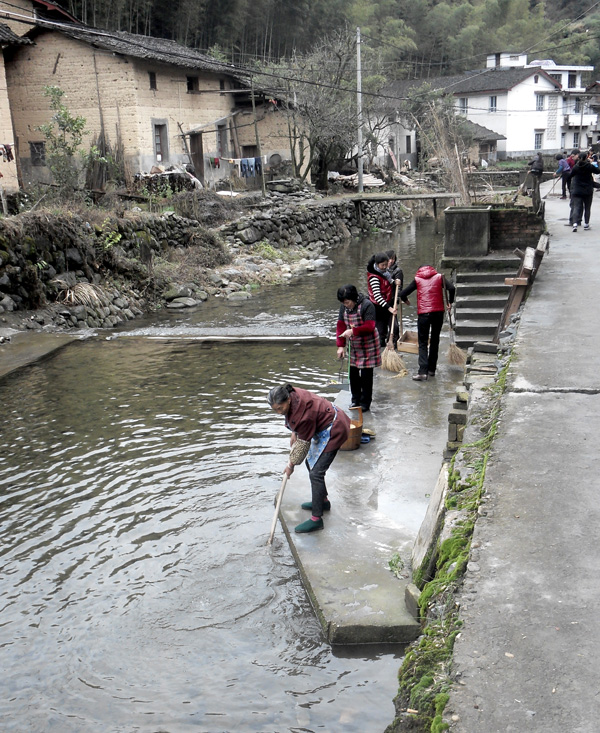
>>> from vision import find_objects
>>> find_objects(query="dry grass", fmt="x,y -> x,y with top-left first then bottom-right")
56,282 -> 107,307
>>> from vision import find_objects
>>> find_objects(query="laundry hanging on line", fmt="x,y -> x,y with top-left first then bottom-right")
0,144 -> 14,163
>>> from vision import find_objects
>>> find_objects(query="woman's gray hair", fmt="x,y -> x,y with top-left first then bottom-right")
267,384 -> 294,406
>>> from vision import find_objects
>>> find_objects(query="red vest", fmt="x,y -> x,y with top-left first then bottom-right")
415,266 -> 444,313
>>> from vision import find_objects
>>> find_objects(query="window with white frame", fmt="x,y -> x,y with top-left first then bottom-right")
573,131 -> 580,147
535,94 -> 544,111
458,97 -> 468,114
561,132 -> 566,148
489,95 -> 497,112
574,98 -> 581,113
534,132 -> 543,150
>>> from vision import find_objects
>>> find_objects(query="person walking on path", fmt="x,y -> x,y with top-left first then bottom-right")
400,265 -> 455,381
569,151 -> 596,232
553,153 -> 571,199
267,384 -> 350,534
336,284 -> 381,412
367,252 -> 401,348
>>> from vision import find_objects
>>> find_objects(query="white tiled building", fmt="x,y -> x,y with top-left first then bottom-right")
452,53 -> 596,158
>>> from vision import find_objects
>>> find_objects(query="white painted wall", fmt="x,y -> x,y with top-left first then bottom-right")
455,74 -> 596,157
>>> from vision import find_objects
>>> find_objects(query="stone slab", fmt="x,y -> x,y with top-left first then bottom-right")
281,479 -> 421,644
0,330 -> 76,379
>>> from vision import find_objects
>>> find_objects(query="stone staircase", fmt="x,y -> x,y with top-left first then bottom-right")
451,256 -> 521,350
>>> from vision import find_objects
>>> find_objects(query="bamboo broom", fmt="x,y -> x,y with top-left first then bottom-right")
381,283 -> 408,375
444,283 -> 467,366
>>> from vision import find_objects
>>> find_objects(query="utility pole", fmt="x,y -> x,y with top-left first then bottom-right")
356,27 -> 364,193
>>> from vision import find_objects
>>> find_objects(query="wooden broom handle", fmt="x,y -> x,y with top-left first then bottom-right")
386,283 -> 400,348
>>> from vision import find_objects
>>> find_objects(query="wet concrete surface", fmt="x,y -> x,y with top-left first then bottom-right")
446,181 -> 600,731
0,328 -> 77,379
276,363 -> 464,645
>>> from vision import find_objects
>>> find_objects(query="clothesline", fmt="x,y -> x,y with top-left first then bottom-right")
207,155 -> 267,177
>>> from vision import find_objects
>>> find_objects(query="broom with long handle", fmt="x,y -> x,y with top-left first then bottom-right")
444,282 -> 467,366
267,473 -> 289,545
381,283 -> 407,375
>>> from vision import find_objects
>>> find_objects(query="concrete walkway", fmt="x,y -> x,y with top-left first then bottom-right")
446,181 -> 600,731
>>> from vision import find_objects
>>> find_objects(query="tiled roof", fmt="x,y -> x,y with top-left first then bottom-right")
384,66 -> 560,104
0,22 -> 32,45
463,119 -> 506,141
445,67 -> 560,94
31,24 -> 240,76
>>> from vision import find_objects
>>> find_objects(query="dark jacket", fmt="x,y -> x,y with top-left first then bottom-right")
284,386 -> 350,451
528,154 -> 544,177
569,159 -> 597,196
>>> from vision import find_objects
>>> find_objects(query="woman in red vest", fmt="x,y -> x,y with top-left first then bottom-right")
400,265 -> 455,381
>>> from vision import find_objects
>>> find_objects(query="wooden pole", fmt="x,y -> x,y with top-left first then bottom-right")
250,77 -> 267,198
267,474 -> 289,545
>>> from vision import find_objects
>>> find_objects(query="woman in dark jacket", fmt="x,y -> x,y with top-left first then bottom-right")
268,384 -> 350,533
569,151 -> 596,232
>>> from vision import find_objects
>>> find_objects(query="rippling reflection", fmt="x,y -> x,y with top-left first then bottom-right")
0,337 -> 405,732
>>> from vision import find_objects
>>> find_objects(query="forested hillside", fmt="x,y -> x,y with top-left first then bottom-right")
64,0 -> 600,76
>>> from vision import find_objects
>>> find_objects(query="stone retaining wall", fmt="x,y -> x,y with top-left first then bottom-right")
0,195 -> 412,330
219,196 -> 411,249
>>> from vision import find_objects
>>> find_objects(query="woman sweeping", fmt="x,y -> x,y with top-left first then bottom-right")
336,284 -> 381,412
268,384 -> 350,534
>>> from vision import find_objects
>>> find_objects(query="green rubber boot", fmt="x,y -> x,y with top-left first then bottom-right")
300,500 -> 331,511
294,517 -> 324,533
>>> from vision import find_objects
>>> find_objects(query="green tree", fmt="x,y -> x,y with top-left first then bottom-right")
37,85 -> 97,195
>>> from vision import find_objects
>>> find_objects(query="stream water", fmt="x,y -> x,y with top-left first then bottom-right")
0,215 -> 449,732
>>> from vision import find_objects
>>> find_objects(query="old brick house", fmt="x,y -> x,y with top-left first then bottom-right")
3,20 -> 296,190
0,23 -> 30,193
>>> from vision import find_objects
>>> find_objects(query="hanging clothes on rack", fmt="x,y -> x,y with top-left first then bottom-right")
254,157 -> 262,175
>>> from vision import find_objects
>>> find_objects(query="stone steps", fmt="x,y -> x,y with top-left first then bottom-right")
455,282 -> 511,297
455,271 -> 511,283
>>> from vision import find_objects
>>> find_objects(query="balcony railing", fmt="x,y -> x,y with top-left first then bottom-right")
563,113 -> 597,127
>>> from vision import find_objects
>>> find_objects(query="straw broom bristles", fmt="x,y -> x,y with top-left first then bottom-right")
381,284 -> 408,376
448,335 -> 467,366
382,341 -> 408,375
445,283 -> 467,366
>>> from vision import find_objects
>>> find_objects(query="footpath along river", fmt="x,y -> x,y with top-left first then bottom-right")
0,215 -> 460,732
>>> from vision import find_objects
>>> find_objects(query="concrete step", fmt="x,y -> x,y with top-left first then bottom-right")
441,255 -> 521,271
455,294 -> 508,309
455,271 -> 515,283
454,307 -> 504,321
456,335 -> 497,349
455,319 -> 499,338
456,282 -> 511,297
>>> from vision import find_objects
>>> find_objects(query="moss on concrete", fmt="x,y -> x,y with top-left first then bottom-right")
386,359 -> 512,732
